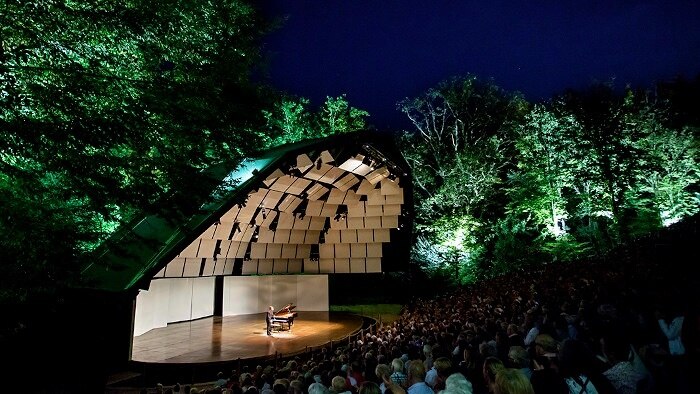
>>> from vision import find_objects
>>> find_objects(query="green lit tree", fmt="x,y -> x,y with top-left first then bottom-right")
398,75 -> 527,280
509,105 -> 578,238
505,104 -> 595,263
0,0 -> 272,302
555,84 -> 648,244
630,121 -> 699,228
263,94 -> 369,146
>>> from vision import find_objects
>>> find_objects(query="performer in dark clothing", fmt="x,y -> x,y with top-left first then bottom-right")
266,305 -> 274,336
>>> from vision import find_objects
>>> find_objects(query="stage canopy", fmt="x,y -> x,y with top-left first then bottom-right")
80,131 -> 412,292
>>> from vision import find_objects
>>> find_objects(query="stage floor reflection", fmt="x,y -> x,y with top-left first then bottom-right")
131,311 -> 363,363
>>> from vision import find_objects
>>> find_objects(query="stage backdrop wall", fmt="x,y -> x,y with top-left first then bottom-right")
134,277 -> 215,336
223,275 -> 329,316
134,275 -> 328,337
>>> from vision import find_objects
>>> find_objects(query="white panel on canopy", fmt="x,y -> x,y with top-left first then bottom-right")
335,244 -> 350,258
213,222 -> 234,240
351,243 -> 367,257
326,189 -> 347,205
366,258 -> 382,273
296,153 -> 313,170
165,258 -> 185,277
306,183 -> 329,200
183,259 -> 201,277
334,174 -> 359,191
335,258 -> 350,273
304,258 -> 319,274
266,244 -> 282,259
197,239 -> 217,258
288,177 -> 312,195
341,229 -> 358,244
257,260 -> 273,275
250,243 -> 266,259
356,179 -> 375,195
179,239 -> 200,258
263,169 -> 285,187
273,229 -> 291,244
288,259 -> 303,273
350,258 -> 366,273
381,178 -> 402,195
338,156 -> 364,172
281,244 -> 297,259
278,195 -> 302,213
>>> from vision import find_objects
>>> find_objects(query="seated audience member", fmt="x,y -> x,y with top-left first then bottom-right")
425,357 -> 451,389
215,371 -> 227,388
360,381 -> 382,394
482,357 -> 505,394
289,380 -> 304,394
308,382 -> 331,394
438,372 -> 473,394
494,368 -> 534,394
532,334 -> 558,362
375,364 -> 392,394
405,359 -> 434,394
506,346 -> 532,380
557,339 -> 616,394
507,324 -> 525,348
390,358 -> 408,387
332,375 -> 352,394
600,332 -> 651,394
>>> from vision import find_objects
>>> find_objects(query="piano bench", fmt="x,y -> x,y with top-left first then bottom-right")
270,323 -> 282,332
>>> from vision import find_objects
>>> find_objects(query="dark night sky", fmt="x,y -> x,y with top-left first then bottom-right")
257,1 -> 700,131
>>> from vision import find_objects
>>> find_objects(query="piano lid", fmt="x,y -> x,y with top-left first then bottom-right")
275,303 -> 297,315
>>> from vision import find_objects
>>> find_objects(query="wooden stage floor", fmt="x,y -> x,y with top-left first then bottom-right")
131,312 -> 363,364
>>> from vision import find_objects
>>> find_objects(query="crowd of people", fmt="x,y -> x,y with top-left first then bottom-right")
144,223 -> 697,394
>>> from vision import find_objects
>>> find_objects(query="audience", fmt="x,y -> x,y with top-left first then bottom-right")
134,229 -> 694,394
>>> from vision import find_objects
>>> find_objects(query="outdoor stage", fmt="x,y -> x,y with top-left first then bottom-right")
131,311 -> 364,364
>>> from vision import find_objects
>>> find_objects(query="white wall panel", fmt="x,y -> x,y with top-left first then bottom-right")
224,276 -> 260,315
191,277 -> 215,319
298,275 -> 329,311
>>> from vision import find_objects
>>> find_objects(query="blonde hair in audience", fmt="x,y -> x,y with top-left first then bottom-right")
494,368 -> 534,394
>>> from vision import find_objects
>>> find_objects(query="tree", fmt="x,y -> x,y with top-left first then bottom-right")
556,84 -> 646,243
398,75 -> 527,277
508,105 -> 579,238
0,0 -> 272,303
263,94 -> 370,147
631,122 -> 699,228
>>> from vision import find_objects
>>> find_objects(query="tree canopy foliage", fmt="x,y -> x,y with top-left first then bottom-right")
0,1 -> 371,305
400,76 -> 699,284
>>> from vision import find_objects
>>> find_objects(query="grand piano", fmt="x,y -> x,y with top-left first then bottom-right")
271,303 -> 298,331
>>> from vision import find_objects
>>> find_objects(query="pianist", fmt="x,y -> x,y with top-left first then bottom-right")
266,305 -> 274,336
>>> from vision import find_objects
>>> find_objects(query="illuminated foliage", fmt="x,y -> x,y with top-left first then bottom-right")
509,105 -> 579,238
0,0 -> 272,299
402,77 -> 700,282
263,94 -> 369,146
398,75 -> 528,282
